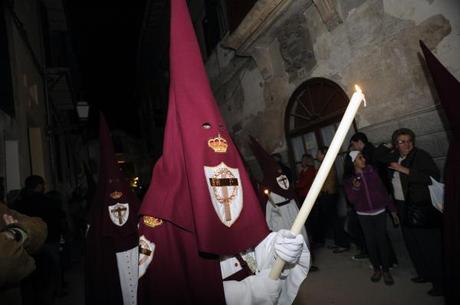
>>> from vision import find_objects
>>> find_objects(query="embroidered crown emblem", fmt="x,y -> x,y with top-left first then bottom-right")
110,191 -> 123,199
143,216 -> 163,228
208,134 -> 228,153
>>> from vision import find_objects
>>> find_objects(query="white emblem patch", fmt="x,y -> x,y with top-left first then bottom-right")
138,235 -> 155,278
108,203 -> 129,226
204,162 -> 243,227
276,174 -> 290,190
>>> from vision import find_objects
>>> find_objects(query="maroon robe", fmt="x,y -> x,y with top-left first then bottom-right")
138,0 -> 269,304
420,40 -> 460,304
85,113 -> 140,305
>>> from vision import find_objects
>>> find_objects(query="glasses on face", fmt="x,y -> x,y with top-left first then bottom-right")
397,139 -> 412,145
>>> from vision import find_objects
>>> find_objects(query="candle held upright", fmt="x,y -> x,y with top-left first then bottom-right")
269,85 -> 366,279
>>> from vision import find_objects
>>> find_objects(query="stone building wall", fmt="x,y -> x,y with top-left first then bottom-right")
207,0 -> 460,176
1,0 -> 50,191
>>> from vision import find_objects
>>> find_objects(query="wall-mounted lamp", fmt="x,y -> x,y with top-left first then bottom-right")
76,101 -> 89,120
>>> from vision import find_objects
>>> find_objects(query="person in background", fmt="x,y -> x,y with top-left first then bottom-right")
316,147 -> 350,253
350,132 -> 392,192
345,198 -> 368,260
46,190 -> 70,297
294,153 -> 319,271
14,175 -> 65,305
344,151 -> 399,285
295,154 -> 316,203
376,128 -> 444,296
295,153 -> 317,243
350,132 -> 375,161
0,200 -> 47,305
271,153 -> 294,184
348,132 -> 398,266
6,189 -> 22,208
347,133 -> 371,260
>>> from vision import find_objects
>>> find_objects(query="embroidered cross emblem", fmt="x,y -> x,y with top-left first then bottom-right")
111,206 -> 127,225
210,177 -> 239,221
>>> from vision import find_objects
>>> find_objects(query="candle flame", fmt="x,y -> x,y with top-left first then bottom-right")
264,189 -> 270,195
354,85 -> 366,107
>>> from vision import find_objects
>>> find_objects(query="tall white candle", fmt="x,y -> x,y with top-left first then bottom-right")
270,85 -> 366,279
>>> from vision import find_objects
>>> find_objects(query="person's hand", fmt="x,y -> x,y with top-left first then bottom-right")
3,214 -> 18,225
388,163 -> 410,175
274,229 -> 304,264
1,214 -> 23,242
1,231 -> 15,240
383,142 -> 393,149
352,177 -> 361,188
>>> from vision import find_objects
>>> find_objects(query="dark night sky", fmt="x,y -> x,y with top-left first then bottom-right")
66,2 -> 147,136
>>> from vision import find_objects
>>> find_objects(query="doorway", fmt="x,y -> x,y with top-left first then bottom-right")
285,77 -> 356,183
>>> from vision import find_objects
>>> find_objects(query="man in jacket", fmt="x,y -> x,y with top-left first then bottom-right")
0,200 -> 47,305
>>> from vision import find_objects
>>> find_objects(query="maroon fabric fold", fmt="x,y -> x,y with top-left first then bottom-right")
138,220 -> 225,305
420,40 -> 460,304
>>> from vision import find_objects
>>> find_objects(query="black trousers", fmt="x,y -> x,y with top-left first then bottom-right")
311,193 -> 336,244
347,208 -> 367,252
402,226 -> 443,289
395,199 -> 444,289
309,193 -> 349,248
358,212 -> 392,271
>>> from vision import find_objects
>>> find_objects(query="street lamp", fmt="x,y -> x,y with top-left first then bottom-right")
76,101 -> 89,120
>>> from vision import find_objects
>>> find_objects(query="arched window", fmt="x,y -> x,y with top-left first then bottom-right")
285,78 -> 356,180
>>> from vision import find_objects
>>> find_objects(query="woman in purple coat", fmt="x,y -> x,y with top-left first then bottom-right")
344,151 -> 399,285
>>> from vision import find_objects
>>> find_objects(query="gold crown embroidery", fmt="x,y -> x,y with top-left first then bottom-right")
143,216 -> 163,228
208,134 -> 228,153
110,191 -> 123,199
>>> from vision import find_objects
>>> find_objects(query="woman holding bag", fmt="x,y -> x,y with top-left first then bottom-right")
376,128 -> 443,296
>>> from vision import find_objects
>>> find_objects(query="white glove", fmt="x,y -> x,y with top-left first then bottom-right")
274,229 -> 304,264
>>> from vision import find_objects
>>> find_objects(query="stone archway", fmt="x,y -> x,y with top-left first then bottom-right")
284,77 -> 355,179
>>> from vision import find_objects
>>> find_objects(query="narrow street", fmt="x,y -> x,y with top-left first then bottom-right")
2,1 -> 458,305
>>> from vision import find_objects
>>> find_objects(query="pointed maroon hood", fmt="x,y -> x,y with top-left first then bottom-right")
420,40 -> 460,139
88,113 -> 140,244
85,113 -> 140,305
139,0 -> 268,255
248,136 -> 296,200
